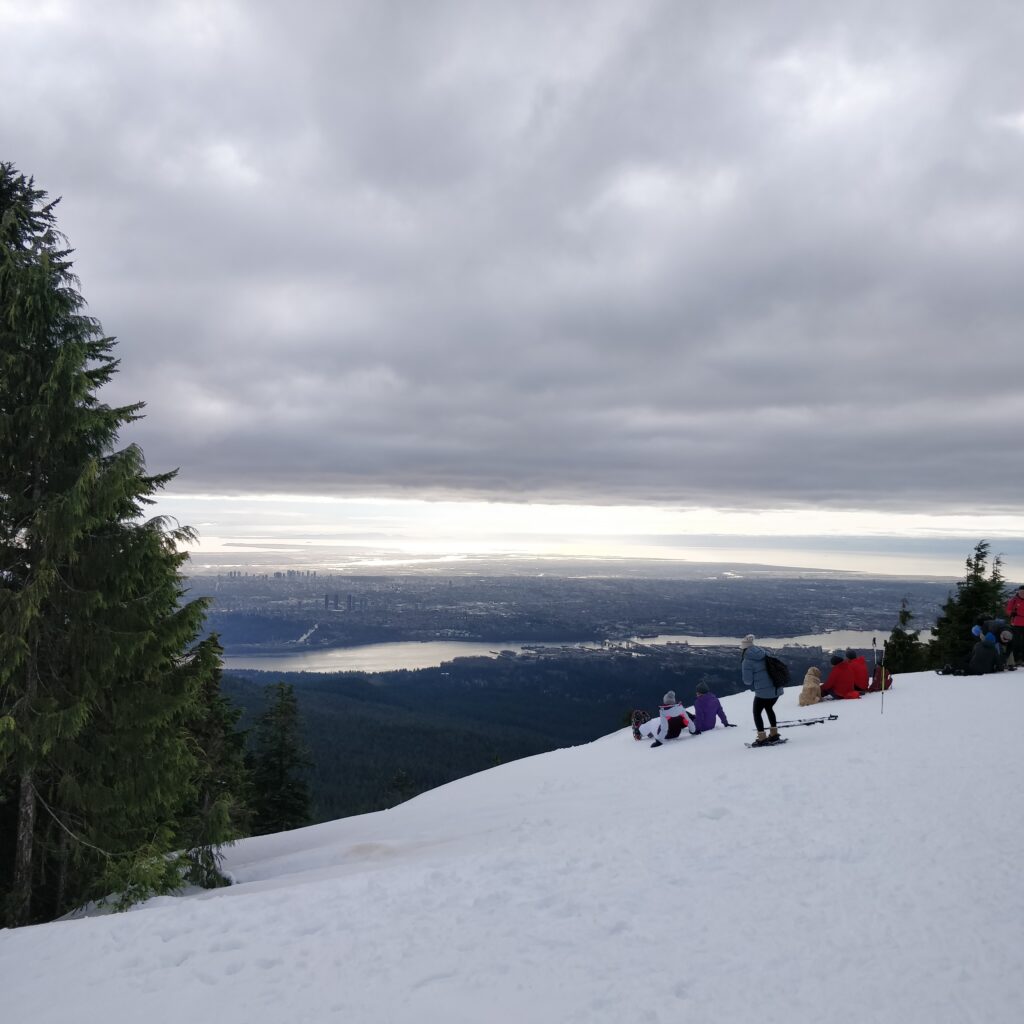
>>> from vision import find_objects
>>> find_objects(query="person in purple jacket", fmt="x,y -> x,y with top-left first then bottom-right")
692,681 -> 736,734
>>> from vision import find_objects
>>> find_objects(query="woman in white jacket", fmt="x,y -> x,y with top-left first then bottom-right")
636,691 -> 696,748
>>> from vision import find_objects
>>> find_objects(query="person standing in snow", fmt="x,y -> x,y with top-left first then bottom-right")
692,681 -> 735,733
739,635 -> 783,745
1005,585 -> 1024,667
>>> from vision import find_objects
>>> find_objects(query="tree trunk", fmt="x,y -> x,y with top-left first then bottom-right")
11,632 -> 40,927
11,766 -> 37,927
56,827 -> 69,917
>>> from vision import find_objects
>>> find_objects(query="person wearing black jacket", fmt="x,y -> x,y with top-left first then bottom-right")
968,632 -> 1004,675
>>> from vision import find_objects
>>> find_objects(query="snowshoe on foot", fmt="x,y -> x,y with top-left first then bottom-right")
631,709 -> 651,741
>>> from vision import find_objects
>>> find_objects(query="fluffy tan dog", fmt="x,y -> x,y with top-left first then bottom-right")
799,666 -> 822,706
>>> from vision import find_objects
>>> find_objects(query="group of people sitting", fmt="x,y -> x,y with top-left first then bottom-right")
799,648 -> 891,705
631,682 -> 735,747
966,616 -> 1017,675
940,587 -> 1024,676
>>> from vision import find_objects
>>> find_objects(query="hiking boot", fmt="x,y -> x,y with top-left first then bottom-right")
650,739 -> 663,748
750,730 -> 768,746
768,726 -> 780,743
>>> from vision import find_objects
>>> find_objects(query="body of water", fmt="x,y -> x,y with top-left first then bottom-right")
222,630 -> 888,674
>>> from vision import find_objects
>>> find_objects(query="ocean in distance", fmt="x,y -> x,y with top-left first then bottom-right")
222,629 -> 887,674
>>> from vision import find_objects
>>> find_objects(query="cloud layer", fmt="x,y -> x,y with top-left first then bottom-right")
4,1 -> 1024,513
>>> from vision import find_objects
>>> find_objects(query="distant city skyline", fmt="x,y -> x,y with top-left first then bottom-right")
160,491 -> 1024,580
5,2 -> 1024,571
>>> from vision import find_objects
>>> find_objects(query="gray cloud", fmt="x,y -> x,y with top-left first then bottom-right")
4,0 -> 1024,512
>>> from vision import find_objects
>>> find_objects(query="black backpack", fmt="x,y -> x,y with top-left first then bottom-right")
764,653 -> 790,689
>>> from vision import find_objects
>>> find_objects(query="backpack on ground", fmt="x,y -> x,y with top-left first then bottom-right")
764,653 -> 790,688
868,665 -> 893,691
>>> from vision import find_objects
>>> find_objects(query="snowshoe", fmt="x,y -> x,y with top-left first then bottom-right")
631,709 -> 651,741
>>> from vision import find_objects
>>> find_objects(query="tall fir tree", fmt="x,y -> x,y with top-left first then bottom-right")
0,163 -> 245,925
884,598 -> 927,674
928,541 -> 1006,670
249,682 -> 312,835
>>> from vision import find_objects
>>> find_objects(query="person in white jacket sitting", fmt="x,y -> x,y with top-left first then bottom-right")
635,691 -> 696,748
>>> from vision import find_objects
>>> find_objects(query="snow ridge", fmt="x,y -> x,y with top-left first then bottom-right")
4,672 -> 1023,1024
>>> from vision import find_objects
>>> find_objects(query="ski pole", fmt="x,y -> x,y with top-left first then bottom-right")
774,714 -> 839,727
880,640 -> 887,715
775,717 -> 837,729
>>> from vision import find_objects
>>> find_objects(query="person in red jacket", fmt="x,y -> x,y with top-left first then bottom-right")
845,649 -> 870,692
1005,585 -> 1024,667
822,653 -> 861,699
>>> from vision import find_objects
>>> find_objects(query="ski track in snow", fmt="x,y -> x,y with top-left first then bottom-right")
4,672 -> 1024,1023
295,623 -> 318,644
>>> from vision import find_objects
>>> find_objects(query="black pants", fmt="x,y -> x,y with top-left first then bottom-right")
1012,625 -> 1024,662
753,696 -> 779,731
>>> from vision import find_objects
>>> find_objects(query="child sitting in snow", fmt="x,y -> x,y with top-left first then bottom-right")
798,666 -> 822,706
631,691 -> 696,748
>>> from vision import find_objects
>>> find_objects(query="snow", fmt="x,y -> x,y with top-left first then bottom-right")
295,623 -> 319,644
4,671 -> 1024,1023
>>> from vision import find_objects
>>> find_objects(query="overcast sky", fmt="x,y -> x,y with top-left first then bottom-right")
4,1 -> 1023,574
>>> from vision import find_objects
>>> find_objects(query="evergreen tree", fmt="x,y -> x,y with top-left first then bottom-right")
884,598 -> 926,673
179,637 -> 252,888
0,163 -> 232,924
248,682 -> 312,835
928,541 -> 1006,670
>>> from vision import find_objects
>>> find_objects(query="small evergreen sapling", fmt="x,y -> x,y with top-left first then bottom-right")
248,682 -> 312,835
928,541 -> 1006,671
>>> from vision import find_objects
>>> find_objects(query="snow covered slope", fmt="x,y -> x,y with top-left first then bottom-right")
4,671 -> 1023,1024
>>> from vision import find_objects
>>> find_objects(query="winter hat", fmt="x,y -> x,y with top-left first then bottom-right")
845,649 -> 857,660
740,634 -> 755,650
1018,585 -> 1024,592
663,690 -> 677,705
830,653 -> 844,665
696,681 -> 709,695
1001,630 -> 1014,643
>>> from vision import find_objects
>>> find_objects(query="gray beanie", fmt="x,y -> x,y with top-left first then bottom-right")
663,690 -> 677,705
740,634 -> 755,650
696,681 -> 710,695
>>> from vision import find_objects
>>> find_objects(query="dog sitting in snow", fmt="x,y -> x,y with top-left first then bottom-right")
798,666 -> 822,706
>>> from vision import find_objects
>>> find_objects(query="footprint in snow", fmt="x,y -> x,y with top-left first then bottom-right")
699,806 -> 730,820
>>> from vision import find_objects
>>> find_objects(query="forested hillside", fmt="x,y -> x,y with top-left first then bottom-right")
223,643 -> 831,820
